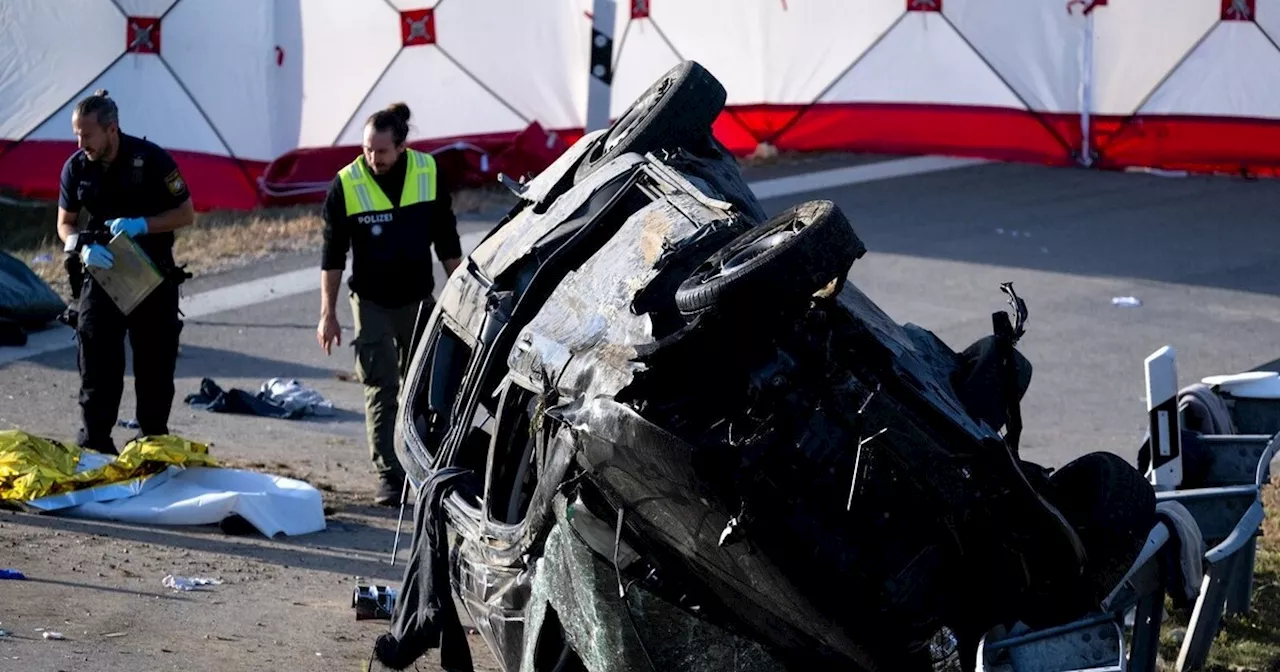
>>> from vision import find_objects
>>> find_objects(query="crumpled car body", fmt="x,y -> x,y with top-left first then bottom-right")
386,62 -> 1154,672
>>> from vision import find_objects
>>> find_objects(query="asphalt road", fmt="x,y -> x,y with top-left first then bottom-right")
3,160 -> 1279,482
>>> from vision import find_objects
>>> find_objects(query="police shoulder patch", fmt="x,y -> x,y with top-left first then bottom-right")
164,169 -> 186,196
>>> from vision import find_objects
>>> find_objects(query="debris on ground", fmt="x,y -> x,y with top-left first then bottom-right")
0,569 -> 25,580
1112,296 -> 1142,307
163,575 -> 224,591
185,377 -> 334,419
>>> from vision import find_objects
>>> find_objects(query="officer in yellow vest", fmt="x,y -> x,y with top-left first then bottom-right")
316,102 -> 462,505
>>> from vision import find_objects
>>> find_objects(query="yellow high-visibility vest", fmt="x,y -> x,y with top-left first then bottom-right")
339,149 -> 438,216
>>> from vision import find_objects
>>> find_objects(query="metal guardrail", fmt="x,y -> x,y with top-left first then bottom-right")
977,353 -> 1280,672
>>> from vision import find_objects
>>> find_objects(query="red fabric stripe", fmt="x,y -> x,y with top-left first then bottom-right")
1091,114 -> 1280,177
0,140 -> 264,211
762,103 -> 1081,166
5,106 -> 1280,212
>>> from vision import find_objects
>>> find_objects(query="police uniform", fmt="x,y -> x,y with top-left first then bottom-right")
321,148 -> 462,484
58,133 -> 190,454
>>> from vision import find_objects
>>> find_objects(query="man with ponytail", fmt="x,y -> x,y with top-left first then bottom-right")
317,102 -> 463,504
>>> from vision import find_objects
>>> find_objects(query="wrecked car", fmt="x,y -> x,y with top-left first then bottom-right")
375,61 -> 1156,672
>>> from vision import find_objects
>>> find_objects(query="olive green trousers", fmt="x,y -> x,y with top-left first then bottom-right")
350,292 -> 429,480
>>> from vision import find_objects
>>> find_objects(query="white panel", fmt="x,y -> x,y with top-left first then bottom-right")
0,1 -> 125,139
759,0 -> 904,105
164,0 -> 275,160
820,13 -> 1024,109
647,0 -> 763,104
115,0 -> 177,16
1140,23 -> 1280,119
609,19 -> 682,117
270,0 -> 307,156
296,0 -> 401,147
1259,0 -> 1280,45
26,54 -> 226,156
945,0 -> 1084,112
1091,0 -> 1219,115
436,0 -> 587,130
386,0 -> 440,9
336,47 -> 528,145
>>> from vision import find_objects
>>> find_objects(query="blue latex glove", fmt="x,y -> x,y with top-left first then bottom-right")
108,216 -> 148,238
81,244 -> 115,269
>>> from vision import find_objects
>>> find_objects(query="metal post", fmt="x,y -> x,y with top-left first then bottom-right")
1146,346 -> 1183,491
586,0 -> 617,133
389,478 -> 409,566
1079,10 -> 1095,167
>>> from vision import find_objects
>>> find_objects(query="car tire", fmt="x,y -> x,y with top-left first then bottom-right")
673,199 -> 866,316
573,60 -> 726,183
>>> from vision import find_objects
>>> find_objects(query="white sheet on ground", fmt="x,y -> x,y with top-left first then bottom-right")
59,467 -> 327,537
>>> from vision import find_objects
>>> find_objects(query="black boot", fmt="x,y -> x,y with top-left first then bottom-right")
375,473 -> 405,506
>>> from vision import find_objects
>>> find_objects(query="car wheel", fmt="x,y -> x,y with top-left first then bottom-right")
573,60 -> 726,183
673,200 -> 866,316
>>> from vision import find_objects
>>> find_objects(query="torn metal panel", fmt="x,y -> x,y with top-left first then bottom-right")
517,129 -> 608,206
506,192 -> 742,401
833,283 -> 1001,442
467,154 -> 647,284
517,493 -> 789,672
560,397 -> 890,670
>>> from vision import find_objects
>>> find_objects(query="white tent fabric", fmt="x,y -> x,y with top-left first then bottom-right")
2,0 -> 1279,212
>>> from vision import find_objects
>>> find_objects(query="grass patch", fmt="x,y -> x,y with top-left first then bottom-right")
1,185 -> 518,301
1155,483 -> 1280,672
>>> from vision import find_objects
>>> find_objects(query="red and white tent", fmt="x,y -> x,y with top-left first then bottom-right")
2,0 -> 1278,212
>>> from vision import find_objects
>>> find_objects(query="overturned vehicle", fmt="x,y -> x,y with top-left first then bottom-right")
374,61 -> 1156,672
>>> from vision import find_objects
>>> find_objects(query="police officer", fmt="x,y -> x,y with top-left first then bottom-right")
56,90 -> 194,455
316,102 -> 463,505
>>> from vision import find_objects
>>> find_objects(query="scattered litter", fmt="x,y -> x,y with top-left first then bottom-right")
163,575 -> 223,591
0,569 -> 25,580
1112,296 -> 1143,307
117,418 -> 140,430
103,632 -> 127,638
42,631 -> 65,640
30,254 -> 53,265
0,629 -> 9,637
352,583 -> 398,620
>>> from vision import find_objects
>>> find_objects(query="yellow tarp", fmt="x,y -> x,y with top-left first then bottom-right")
0,430 -> 217,502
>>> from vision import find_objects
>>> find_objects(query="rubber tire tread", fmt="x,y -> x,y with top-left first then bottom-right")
674,199 -> 865,316
1045,451 -> 1158,608
574,60 -> 727,182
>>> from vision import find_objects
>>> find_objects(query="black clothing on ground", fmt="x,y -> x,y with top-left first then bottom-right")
320,151 -> 463,309
184,378 -> 305,420
59,132 -> 191,455
374,466 -> 481,671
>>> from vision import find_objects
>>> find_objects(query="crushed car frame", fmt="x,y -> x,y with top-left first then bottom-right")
373,61 -> 1157,672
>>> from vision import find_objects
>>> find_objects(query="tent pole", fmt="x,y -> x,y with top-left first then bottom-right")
586,0 -> 618,133
1079,10 -> 1095,167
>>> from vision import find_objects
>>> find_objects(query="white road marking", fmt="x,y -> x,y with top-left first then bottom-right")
0,156 -> 979,366
747,155 -> 988,201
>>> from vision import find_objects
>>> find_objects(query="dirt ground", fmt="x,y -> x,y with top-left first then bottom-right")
0,479 -> 502,672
